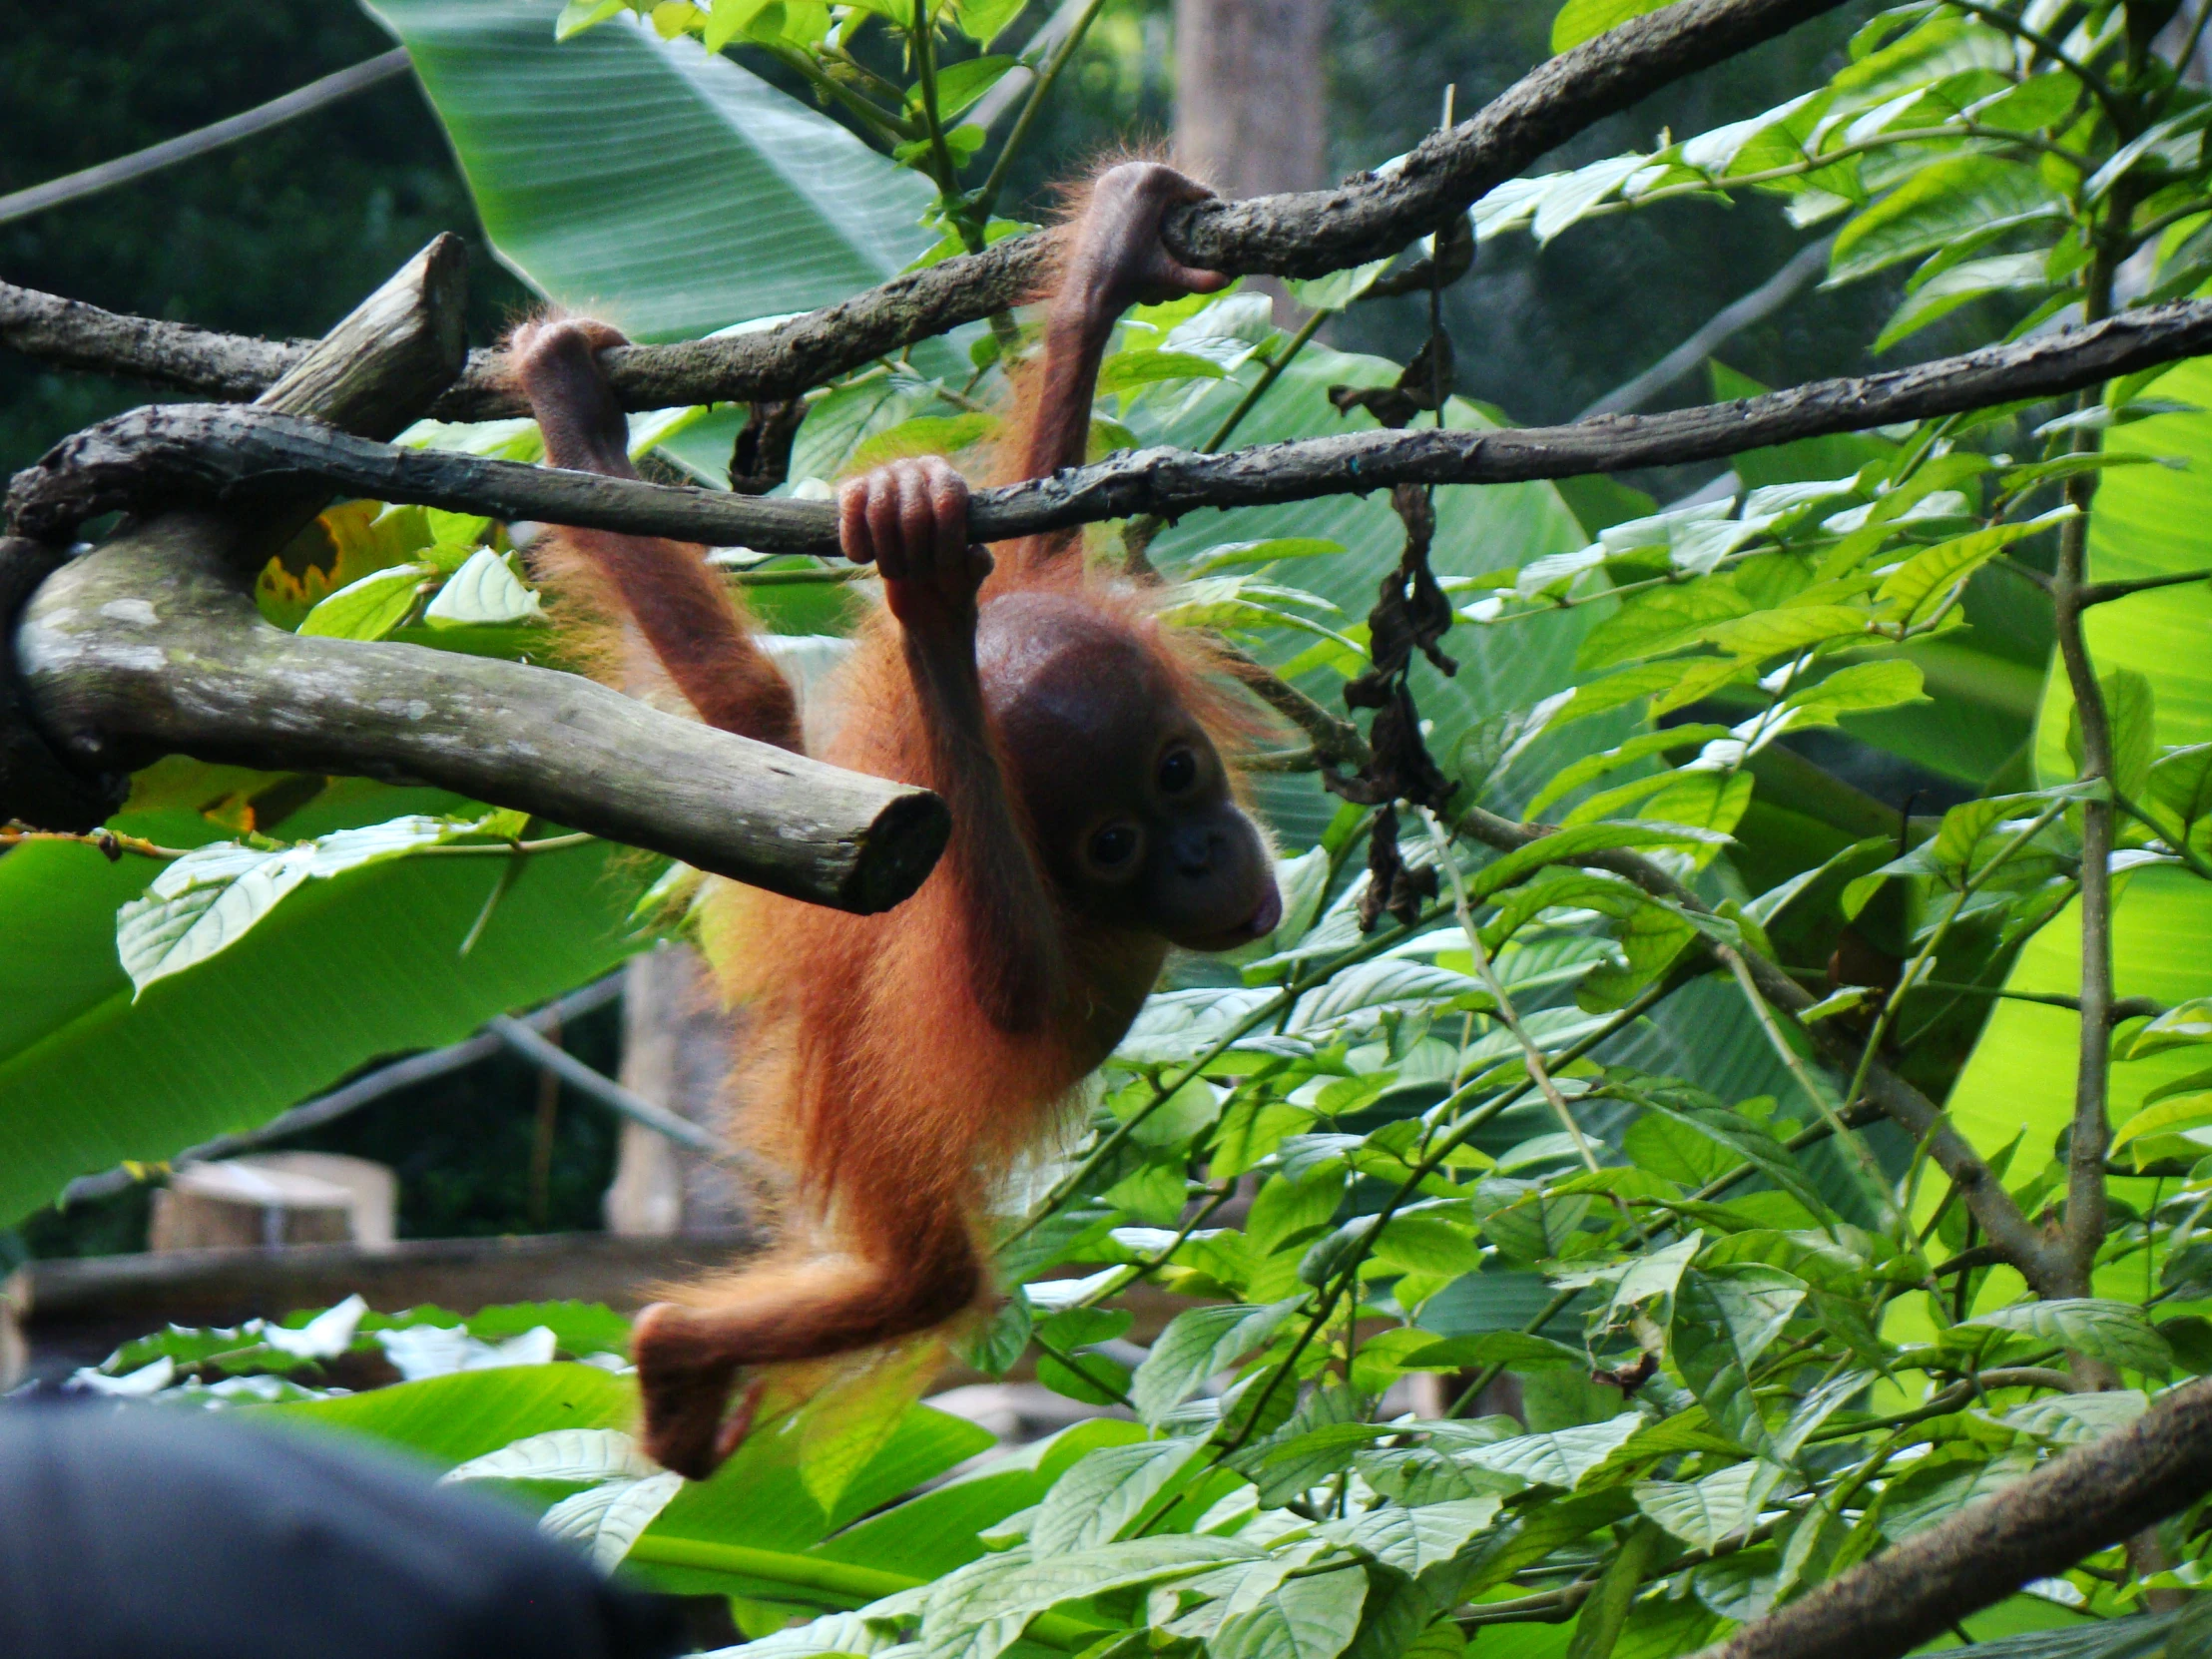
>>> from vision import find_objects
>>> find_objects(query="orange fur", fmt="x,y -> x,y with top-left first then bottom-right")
506,162 -> 1273,1479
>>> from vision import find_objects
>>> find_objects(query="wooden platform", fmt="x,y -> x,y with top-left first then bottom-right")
20,1227 -> 762,1379
18,1229 -> 1189,1388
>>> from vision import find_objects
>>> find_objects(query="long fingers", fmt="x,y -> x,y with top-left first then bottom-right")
864,470 -> 908,580
836,456 -> 975,597
837,476 -> 876,568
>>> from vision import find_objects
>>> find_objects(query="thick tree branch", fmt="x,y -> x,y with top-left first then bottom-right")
14,528 -> 948,910
3,242 -> 950,912
18,299 -> 2212,556
1686,1380 -> 2212,1659
0,0 -> 1849,417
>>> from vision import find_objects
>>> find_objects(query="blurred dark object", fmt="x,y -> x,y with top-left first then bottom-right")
0,1402 -> 685,1658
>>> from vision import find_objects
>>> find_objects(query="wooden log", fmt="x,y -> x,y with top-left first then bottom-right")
15,524 -> 949,908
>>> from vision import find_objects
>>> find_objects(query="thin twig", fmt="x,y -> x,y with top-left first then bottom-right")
0,824 -> 189,859
0,51 -> 413,229
971,0 -> 1109,225
2079,566 -> 2212,604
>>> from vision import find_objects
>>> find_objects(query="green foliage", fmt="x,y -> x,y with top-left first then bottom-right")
371,0 -> 935,338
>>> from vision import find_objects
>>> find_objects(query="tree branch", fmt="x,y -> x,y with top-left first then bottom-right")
0,0 -> 1851,417
19,298 -> 2212,554
3,243 -> 950,912
1686,1380 -> 2212,1659
13,526 -> 947,909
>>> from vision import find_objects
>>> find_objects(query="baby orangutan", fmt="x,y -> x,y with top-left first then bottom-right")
511,162 -> 1280,1478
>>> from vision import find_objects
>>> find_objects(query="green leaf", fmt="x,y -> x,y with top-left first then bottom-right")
1525,727 -> 1735,821
1877,1447 -> 2039,1541
1131,1302 -> 1304,1424
1831,155 -> 2060,284
796,1346 -> 947,1512
2103,669 -> 2158,805
847,412 -> 998,469
1466,823 -> 1732,907
1459,1414 -> 1642,1488
2143,1064 -> 2212,1108
0,804 -> 647,1229
279,1361 -> 635,1461
422,549 -> 545,627
443,1426 -> 657,1483
1781,660 -> 1929,724
1602,1231 -> 1703,1324
2110,1093 -> 2212,1166
920,1537 -> 1255,1659
1699,606 -> 1871,661
1575,585 -> 1754,672
950,0 -> 1027,43
2149,743 -> 2212,854
556,0 -> 625,39
1371,1214 -> 1484,1278
1996,1389 -> 2147,1446
1284,258 -> 1393,311
114,817 -> 500,997
1875,509 -> 2075,628
1186,538 -> 1349,575
368,0 -> 932,340
1962,1300 -> 2174,1375
1098,348 -> 1229,394
1672,1267 -> 1808,1450
1031,1438 -> 1208,1552
1550,0 -> 1672,51
922,54 -> 1017,120
1638,769 -> 1755,849
544,1471 -> 687,1569
296,562 -> 434,640
1320,1495 -> 1506,1578
1210,1568 -> 1370,1659
2124,997 -> 2212,1058
1633,1459 -> 1793,1551
1622,1088 -> 1833,1221
1400,1331 -> 1588,1372
1874,253 -> 2052,352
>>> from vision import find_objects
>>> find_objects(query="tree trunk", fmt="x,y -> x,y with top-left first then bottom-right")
1173,0 -> 1332,319
602,943 -> 747,1236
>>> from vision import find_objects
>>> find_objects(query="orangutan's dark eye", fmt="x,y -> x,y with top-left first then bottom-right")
1089,824 -> 1140,867
1158,747 -> 1197,794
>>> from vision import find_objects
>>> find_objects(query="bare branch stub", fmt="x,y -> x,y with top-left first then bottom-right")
0,0 -> 1853,417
